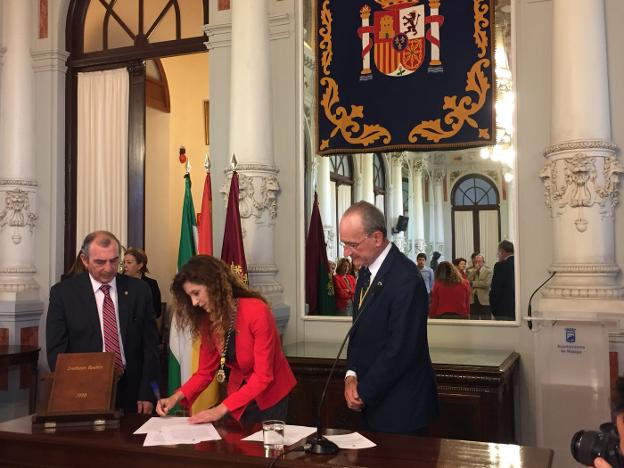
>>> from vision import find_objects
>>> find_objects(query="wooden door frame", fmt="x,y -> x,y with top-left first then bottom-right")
64,0 -> 209,269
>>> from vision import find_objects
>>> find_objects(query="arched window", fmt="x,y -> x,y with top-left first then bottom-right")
373,154 -> 386,214
330,155 -> 354,258
451,174 -> 501,266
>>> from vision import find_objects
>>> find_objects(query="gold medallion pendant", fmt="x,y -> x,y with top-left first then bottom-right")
216,369 -> 226,383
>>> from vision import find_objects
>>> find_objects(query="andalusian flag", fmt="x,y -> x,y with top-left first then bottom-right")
168,173 -> 219,413
305,192 -> 336,315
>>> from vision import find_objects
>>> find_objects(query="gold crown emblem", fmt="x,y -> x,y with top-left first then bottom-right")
375,0 -> 418,9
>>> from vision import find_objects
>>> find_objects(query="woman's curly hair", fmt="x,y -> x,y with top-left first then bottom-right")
171,255 -> 266,347
434,261 -> 463,285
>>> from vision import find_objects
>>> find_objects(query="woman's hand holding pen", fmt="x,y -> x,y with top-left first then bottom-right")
156,391 -> 184,416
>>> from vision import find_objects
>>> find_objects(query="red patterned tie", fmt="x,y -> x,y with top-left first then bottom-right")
100,284 -> 124,371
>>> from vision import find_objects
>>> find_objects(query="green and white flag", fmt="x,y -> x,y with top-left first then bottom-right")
168,173 -> 218,413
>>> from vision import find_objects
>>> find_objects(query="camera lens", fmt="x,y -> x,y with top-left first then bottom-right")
571,429 -> 623,467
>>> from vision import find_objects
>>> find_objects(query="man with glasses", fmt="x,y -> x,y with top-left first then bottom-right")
340,201 -> 438,435
46,230 -> 160,414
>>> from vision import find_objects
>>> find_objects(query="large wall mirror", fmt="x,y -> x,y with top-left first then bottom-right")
302,0 -> 517,324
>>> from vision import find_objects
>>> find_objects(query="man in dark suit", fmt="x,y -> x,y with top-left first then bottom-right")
46,231 -> 160,413
489,240 -> 515,321
340,201 -> 438,434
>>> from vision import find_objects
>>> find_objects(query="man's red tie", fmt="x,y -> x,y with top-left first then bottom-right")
100,284 -> 124,372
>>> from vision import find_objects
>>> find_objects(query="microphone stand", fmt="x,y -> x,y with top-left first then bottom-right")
306,281 -> 384,455
527,271 -> 556,330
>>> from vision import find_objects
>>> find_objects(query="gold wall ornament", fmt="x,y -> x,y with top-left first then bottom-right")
408,58 -> 491,143
473,0 -> 490,59
319,77 -> 392,151
319,0 -> 333,75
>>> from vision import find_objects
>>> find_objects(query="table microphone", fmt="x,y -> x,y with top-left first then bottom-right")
306,280 -> 384,455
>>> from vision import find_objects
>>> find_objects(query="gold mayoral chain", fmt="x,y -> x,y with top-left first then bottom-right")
216,305 -> 237,384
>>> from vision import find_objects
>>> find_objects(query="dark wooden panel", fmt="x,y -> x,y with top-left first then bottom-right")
127,62 -> 146,249
287,352 -> 520,444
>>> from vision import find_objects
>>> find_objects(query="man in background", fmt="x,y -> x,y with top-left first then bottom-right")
490,240 -> 515,321
340,201 -> 438,434
467,254 -> 492,320
416,252 -> 434,295
46,230 -> 160,413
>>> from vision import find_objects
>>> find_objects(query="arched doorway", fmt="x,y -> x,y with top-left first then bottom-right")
64,0 -> 209,267
451,174 -> 501,265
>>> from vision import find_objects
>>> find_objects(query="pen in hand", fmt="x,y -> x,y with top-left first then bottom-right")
150,381 -> 161,401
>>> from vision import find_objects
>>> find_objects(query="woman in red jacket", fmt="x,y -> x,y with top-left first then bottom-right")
156,255 -> 296,424
430,261 -> 471,319
333,257 -> 356,315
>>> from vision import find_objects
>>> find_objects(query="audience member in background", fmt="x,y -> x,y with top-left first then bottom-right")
60,252 -> 86,281
333,257 -> 356,316
452,257 -> 468,280
429,261 -> 471,320
124,247 -> 162,320
490,240 -> 515,321
156,255 -> 296,424
430,251 -> 442,271
467,254 -> 492,320
416,252 -> 434,295
466,252 -> 479,277
328,260 -> 337,277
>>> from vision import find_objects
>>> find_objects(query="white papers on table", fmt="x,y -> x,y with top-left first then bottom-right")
241,425 -> 317,446
324,432 -> 377,449
134,416 -> 189,434
135,417 -> 222,446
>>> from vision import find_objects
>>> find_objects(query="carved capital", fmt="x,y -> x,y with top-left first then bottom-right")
0,188 -> 38,244
432,169 -> 446,184
221,168 -> 281,221
540,151 -> 624,232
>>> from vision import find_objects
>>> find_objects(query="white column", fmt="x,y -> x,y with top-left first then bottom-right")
432,169 -> 445,255
536,2 -> 623,465
0,0 -> 40,310
539,0 -> 623,301
412,160 -> 426,253
227,0 -> 286,316
316,155 -> 335,259
390,156 -> 405,250
360,154 -> 374,204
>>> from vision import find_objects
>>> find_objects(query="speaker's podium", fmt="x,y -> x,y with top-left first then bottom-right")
529,313 -> 617,468
33,352 -> 120,429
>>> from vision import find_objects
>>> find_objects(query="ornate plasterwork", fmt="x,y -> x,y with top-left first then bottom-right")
221,168 -> 281,220
543,139 -> 617,157
0,189 -> 38,244
432,169 -> 446,184
540,152 -> 624,232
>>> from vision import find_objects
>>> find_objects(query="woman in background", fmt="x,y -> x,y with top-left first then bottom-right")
429,261 -> 471,320
452,257 -> 468,280
124,247 -> 162,319
156,255 -> 296,423
333,257 -> 356,316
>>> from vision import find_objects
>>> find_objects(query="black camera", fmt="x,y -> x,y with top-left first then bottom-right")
571,422 -> 623,467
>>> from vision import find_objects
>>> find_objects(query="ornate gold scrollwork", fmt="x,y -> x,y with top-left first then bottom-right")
408,58 -> 490,143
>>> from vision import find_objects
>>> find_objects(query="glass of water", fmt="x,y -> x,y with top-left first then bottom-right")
262,419 -> 285,451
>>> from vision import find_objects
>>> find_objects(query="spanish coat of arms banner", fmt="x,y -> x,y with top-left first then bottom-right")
315,0 -> 496,155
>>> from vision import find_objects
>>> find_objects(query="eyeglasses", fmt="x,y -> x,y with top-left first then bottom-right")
340,235 -> 370,250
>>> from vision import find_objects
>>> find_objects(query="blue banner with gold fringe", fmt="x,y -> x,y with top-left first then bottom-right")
316,0 -> 496,155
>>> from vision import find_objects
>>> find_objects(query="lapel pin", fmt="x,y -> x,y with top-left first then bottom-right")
124,291 -> 128,295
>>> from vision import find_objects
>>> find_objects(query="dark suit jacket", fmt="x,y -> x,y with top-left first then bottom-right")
141,274 -> 162,318
348,244 -> 438,433
489,255 -> 515,319
46,273 -> 160,411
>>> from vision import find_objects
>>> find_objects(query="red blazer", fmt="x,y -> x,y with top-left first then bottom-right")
179,298 -> 296,420
333,274 -> 356,309
429,280 -> 471,319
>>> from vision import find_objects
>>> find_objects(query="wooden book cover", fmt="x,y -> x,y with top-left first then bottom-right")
47,352 -> 115,414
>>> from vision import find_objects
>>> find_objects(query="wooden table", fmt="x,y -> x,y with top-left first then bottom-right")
0,414 -> 552,467
0,345 -> 40,414
285,342 -> 520,443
